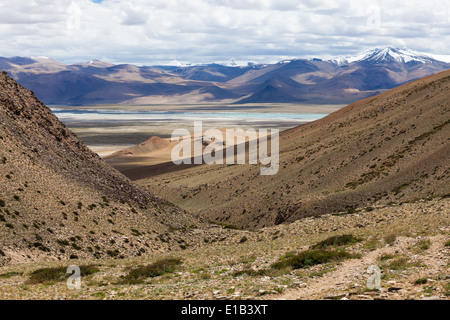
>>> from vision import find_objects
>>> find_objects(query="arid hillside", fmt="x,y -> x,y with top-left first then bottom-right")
134,71 -> 450,229
0,71 -> 206,266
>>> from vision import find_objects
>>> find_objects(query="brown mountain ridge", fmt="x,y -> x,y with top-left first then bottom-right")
0,71 -> 210,265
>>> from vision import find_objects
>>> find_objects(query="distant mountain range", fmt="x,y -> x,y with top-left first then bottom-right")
0,46 -> 449,105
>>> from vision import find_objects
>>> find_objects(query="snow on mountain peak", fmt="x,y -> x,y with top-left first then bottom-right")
214,58 -> 250,67
330,46 -> 448,66
164,60 -> 192,67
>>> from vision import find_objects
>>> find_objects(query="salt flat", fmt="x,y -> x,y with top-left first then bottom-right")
51,103 -> 344,157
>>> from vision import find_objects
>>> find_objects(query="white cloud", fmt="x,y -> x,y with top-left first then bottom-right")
0,0 -> 448,65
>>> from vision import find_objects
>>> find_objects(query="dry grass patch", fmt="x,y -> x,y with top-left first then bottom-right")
0,271 -> 23,279
119,258 -> 182,284
310,234 -> 361,249
271,249 -> 354,271
26,265 -> 100,285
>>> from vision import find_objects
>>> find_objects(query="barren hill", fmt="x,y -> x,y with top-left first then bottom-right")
0,72 -> 203,265
135,70 -> 450,229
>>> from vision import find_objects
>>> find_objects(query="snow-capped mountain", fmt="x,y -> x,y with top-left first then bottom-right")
330,46 -> 450,66
163,59 -> 192,67
1,46 -> 449,105
213,58 -> 251,67
427,53 -> 450,64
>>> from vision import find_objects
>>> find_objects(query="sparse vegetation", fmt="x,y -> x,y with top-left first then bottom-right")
417,239 -> 431,251
32,242 -> 50,252
131,229 -> 142,236
215,223 -> 242,230
26,265 -> 99,285
232,269 -> 271,277
119,258 -> 182,284
271,249 -> 354,270
444,283 -> 450,297
386,257 -> 410,271
311,234 -> 361,249
0,272 -> 22,279
384,234 -> 397,245
106,250 -> 120,257
414,278 -> 428,285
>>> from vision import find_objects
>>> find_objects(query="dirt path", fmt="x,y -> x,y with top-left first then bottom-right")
268,235 -> 449,300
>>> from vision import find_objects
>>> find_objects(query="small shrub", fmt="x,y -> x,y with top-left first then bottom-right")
384,234 -> 397,245
422,286 -> 435,295
215,223 -> 242,230
417,239 -> 431,251
32,242 -> 50,252
13,195 -> 20,201
271,249 -> 353,270
131,229 -> 142,236
379,254 -> 396,261
119,258 -> 182,284
106,249 -> 120,257
444,283 -> 450,297
71,243 -> 82,250
414,278 -> 428,285
0,200 -> 5,207
311,234 -> 361,249
27,265 -> 99,284
239,236 -> 248,244
56,239 -> 69,246
387,258 -> 410,271
444,240 -> 450,247
92,292 -> 106,299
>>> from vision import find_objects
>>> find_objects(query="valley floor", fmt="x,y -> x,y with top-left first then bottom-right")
0,197 -> 448,300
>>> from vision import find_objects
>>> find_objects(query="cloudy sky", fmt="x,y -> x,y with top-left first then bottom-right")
0,0 -> 449,65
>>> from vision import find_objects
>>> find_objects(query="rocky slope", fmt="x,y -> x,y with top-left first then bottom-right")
0,197 -> 447,300
0,71 -> 202,265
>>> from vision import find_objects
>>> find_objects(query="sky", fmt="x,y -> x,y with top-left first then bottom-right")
0,0 -> 449,65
